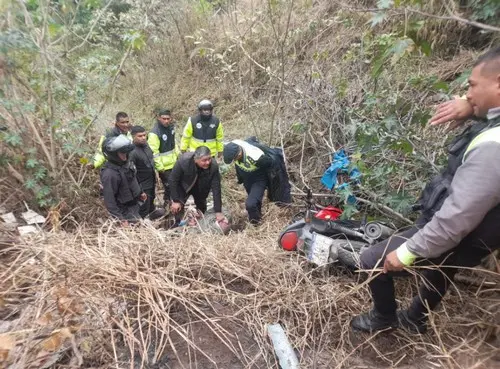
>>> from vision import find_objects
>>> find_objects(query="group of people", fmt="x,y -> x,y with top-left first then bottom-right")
91,100 -> 291,226
89,46 -> 500,338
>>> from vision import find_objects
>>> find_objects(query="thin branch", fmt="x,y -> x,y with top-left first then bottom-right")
332,1 -> 500,33
268,0 -> 295,145
66,0 -> 115,54
407,7 -> 500,33
356,197 -> 413,225
58,44 -> 133,176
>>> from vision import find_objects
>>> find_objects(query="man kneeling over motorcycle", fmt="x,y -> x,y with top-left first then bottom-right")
352,46 -> 500,334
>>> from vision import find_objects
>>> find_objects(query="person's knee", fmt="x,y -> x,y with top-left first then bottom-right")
359,248 -> 378,270
245,197 -> 260,211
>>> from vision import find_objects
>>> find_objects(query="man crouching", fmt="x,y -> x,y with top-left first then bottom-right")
101,135 -> 147,226
169,146 -> 225,223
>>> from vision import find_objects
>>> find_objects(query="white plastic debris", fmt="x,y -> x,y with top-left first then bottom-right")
267,323 -> 300,369
1,212 -> 17,224
21,209 -> 46,225
17,225 -> 39,236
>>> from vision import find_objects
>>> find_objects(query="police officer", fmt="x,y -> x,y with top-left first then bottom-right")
148,109 -> 179,206
223,139 -> 274,224
351,46 -> 500,334
100,135 -> 147,225
92,112 -> 132,169
180,100 -> 224,158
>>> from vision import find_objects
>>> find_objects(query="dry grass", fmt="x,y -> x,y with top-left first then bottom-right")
1,209 -> 498,369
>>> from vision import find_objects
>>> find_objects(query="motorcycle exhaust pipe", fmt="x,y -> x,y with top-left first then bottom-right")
364,221 -> 394,240
326,221 -> 365,239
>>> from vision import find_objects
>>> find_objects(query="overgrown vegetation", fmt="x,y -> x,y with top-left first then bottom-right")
1,0 -> 500,368
1,0 -> 499,214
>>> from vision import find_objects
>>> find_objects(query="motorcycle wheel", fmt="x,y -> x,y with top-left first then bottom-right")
336,247 -> 360,269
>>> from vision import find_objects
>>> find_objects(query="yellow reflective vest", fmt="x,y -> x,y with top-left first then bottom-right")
148,122 -> 179,172
231,139 -> 265,172
180,115 -> 224,156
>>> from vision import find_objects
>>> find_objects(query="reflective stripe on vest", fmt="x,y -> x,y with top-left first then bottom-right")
192,138 -> 216,143
463,126 -> 500,162
153,149 -> 175,158
232,139 -> 264,172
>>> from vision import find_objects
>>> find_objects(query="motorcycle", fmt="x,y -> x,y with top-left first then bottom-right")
278,189 -> 395,269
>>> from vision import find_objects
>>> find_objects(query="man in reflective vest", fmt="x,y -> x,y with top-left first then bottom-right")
180,100 -> 224,158
223,139 -> 274,224
351,46 -> 500,334
148,109 -> 179,206
91,112 -> 132,169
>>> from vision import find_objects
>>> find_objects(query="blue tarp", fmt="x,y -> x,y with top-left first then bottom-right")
320,149 -> 361,204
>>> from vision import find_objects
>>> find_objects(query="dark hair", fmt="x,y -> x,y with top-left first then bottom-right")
194,146 -> 211,159
116,112 -> 129,122
474,46 -> 500,75
131,125 -> 146,135
158,109 -> 171,116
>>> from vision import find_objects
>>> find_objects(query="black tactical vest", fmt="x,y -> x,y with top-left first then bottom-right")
420,117 -> 500,220
151,122 -> 176,153
191,115 -> 220,142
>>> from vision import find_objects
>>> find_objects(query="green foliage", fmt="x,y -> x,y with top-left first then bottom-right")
0,0 -> 143,208
469,0 -> 500,26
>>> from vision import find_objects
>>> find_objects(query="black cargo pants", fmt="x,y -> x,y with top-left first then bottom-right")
360,212 -> 500,321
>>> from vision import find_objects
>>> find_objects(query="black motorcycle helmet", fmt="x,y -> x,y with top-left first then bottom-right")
102,135 -> 135,165
198,99 -> 213,120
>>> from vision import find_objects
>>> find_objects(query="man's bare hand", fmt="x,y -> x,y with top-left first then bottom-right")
428,98 -> 474,131
121,220 -> 130,227
86,162 -> 95,170
383,250 -> 405,273
140,192 -> 147,201
170,202 -> 182,214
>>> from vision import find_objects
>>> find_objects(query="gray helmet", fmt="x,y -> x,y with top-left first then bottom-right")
102,135 -> 135,164
198,99 -> 213,111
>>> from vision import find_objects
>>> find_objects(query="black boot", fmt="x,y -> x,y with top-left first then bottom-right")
397,310 -> 427,334
351,309 -> 398,333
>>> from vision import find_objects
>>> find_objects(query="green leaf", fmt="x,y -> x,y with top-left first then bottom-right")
34,167 -> 47,180
4,133 -> 22,147
432,80 -> 449,92
25,178 -> 37,190
48,23 -> 62,38
340,204 -> 358,220
419,40 -> 432,56
123,30 -> 146,50
369,12 -> 387,27
26,158 -> 38,168
390,139 -> 413,154
377,0 -> 393,9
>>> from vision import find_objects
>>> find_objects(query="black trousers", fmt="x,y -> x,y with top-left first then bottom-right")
360,212 -> 500,321
174,187 -> 209,223
139,187 -> 155,218
243,178 -> 267,224
159,170 -> 172,204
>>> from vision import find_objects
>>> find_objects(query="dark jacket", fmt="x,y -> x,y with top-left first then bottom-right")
129,144 -> 155,190
100,161 -> 143,220
169,152 -> 222,212
244,137 -> 292,204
